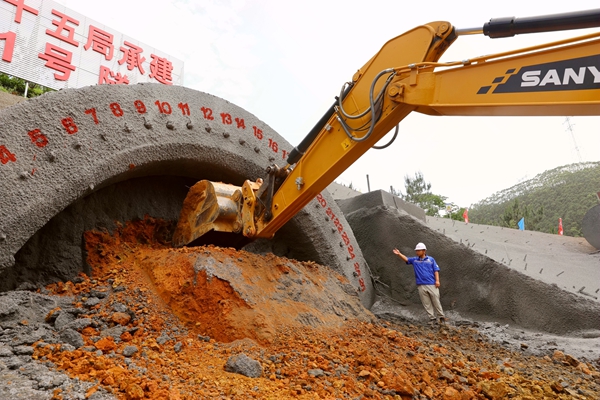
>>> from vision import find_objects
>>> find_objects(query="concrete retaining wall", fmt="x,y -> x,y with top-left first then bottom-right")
0,84 -> 374,307
336,190 -> 426,222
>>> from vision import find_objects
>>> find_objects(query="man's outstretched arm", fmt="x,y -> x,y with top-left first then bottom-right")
392,248 -> 408,263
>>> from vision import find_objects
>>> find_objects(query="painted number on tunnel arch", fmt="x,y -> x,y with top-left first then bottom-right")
316,193 -> 366,292
1,98 -> 293,168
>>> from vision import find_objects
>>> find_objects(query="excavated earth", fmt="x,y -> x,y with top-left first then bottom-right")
1,218 -> 599,400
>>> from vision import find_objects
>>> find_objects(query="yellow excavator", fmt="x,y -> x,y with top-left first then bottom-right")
172,9 -> 600,247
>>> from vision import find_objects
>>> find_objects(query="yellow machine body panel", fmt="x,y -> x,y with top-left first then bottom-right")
173,10 -> 600,246
407,34 -> 600,116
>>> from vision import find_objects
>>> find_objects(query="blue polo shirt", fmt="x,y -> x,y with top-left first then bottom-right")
406,255 -> 440,285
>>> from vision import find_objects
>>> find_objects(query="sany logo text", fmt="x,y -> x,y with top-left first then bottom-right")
521,66 -> 600,87
478,55 -> 600,94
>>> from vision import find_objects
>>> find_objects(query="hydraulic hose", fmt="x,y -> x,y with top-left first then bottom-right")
287,67 -> 396,165
337,68 -> 396,142
372,125 -> 399,150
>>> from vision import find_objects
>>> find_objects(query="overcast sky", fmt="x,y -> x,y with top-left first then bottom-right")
53,0 -> 600,207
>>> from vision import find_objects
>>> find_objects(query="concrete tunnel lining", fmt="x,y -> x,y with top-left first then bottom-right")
0,83 -> 374,307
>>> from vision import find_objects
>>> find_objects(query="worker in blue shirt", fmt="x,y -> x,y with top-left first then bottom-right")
393,242 -> 446,324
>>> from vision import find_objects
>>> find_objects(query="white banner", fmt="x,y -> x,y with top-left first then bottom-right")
0,0 -> 184,89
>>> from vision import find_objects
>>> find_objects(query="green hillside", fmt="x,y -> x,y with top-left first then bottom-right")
468,162 -> 600,236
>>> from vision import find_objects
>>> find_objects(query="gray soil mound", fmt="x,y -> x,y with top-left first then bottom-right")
0,290 -> 115,399
337,189 -> 600,335
0,84 -> 373,307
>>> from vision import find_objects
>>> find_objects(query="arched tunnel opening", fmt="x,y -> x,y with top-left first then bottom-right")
2,170 -> 324,292
0,82 -> 370,295
0,82 -> 373,308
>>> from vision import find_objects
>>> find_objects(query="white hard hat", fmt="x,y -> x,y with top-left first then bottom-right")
414,242 -> 427,250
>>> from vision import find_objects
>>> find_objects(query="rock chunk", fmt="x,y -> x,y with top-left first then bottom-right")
12,345 -> 34,355
0,296 -> 18,317
0,345 -> 14,357
95,337 -> 117,353
111,312 -> 131,326
60,328 -> 84,348
53,312 -> 75,331
308,368 -> 325,377
123,346 -> 138,357
84,297 -> 101,307
224,353 -> 263,378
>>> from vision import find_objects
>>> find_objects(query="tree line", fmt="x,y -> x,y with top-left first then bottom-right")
390,171 -> 466,221
0,73 -> 53,98
468,162 -> 599,236
386,162 -> 599,236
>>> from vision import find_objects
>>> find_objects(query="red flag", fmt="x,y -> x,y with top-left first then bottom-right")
558,218 -> 563,235
463,208 -> 469,224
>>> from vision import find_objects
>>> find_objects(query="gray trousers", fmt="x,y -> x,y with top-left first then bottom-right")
417,285 -> 445,319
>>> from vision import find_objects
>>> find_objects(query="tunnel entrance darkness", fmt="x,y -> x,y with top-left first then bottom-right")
3,174 -> 335,292
4,176 -> 190,291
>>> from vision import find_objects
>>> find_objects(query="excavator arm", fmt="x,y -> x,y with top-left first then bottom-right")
172,9 -> 600,247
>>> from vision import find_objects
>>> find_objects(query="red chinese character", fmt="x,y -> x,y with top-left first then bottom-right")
85,26 -> 114,60
149,54 -> 173,85
118,41 -> 145,74
38,43 -> 76,81
358,278 -> 366,291
45,9 -> 79,47
0,31 -> 16,62
98,66 -> 129,85
3,0 -> 38,23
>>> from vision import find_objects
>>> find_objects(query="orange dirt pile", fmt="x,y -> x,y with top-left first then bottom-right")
81,217 -> 369,345
34,218 -> 600,399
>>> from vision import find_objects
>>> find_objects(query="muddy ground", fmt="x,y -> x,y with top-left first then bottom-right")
1,218 -> 599,399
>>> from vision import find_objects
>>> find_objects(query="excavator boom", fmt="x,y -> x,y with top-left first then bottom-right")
173,9 -> 600,247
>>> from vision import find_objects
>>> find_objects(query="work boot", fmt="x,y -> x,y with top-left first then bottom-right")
439,317 -> 447,324
428,318 -> 437,326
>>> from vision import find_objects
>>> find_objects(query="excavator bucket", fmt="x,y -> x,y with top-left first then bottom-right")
172,180 -> 243,247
